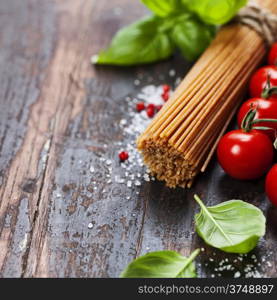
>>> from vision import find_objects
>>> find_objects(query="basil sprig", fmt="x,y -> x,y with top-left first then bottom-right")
120,249 -> 200,278
93,0 -> 247,66
194,195 -> 266,254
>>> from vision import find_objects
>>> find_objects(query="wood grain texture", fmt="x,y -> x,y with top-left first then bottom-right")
0,0 -> 276,278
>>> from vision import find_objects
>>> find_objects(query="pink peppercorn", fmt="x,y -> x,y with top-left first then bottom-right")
147,103 -> 155,110
163,84 -> 170,93
119,151 -> 129,162
136,102 -> 145,112
162,92 -> 169,102
146,106 -> 155,118
156,105 -> 163,112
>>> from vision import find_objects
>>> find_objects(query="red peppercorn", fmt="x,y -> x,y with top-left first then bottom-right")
156,105 -> 163,111
136,102 -> 145,112
162,91 -> 169,102
146,106 -> 155,118
163,84 -> 170,93
147,103 -> 155,110
119,151 -> 129,162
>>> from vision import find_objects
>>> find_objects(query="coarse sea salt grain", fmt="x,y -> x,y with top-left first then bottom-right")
134,79 -> 140,86
106,159 -> 112,166
208,251 -> 272,278
234,271 -> 241,278
127,180 -> 132,188
169,69 -> 176,77
120,119 -> 127,126
143,174 -> 150,182
135,180 -> 141,186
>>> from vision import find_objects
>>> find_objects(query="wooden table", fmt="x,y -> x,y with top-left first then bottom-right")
0,0 -> 276,278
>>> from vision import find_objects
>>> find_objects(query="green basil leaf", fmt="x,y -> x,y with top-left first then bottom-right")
194,195 -> 266,254
120,249 -> 199,278
93,16 -> 174,66
182,0 -> 247,24
170,15 -> 216,61
178,259 -> 197,278
141,0 -> 183,17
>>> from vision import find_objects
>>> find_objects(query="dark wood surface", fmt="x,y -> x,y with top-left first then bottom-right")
0,0 -> 276,278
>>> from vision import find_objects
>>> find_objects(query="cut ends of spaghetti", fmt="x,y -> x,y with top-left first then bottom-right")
137,138 -> 195,188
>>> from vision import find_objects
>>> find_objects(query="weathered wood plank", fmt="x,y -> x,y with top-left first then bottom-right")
0,0 -> 57,277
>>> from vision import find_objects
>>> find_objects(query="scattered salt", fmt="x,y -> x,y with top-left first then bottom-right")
106,159 -> 112,166
234,271 -> 241,278
169,69 -> 176,77
115,176 -> 125,184
127,181 -> 132,188
135,180 -> 141,186
143,174 -> 150,182
120,119 -> 127,126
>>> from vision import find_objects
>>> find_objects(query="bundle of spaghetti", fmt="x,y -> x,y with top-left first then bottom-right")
137,0 -> 277,188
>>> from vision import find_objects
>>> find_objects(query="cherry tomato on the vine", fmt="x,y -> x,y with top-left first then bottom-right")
249,66 -> 277,98
268,43 -> 277,66
237,97 -> 277,140
265,164 -> 277,207
217,129 -> 274,180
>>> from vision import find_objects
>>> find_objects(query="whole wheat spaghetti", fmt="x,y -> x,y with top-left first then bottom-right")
137,0 -> 277,188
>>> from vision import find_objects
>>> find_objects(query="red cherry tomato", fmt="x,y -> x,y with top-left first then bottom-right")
268,43 -> 277,66
265,164 -> 277,206
237,97 -> 277,140
249,66 -> 277,98
217,129 -> 274,180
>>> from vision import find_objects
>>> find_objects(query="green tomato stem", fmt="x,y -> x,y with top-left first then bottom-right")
252,126 -> 274,131
253,118 -> 277,123
261,74 -> 277,99
241,108 -> 256,132
262,87 -> 277,99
